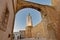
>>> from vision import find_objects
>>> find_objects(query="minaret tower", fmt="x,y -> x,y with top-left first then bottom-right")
25,13 -> 33,38
26,13 -> 32,27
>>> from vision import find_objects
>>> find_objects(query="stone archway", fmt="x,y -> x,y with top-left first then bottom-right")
13,0 -> 57,40
0,0 -> 58,40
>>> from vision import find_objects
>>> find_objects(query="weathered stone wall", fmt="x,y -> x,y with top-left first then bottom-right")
31,21 -> 45,38
52,0 -> 60,40
31,16 -> 57,40
0,0 -> 14,40
12,0 -> 60,40
25,26 -> 33,38
0,0 -> 60,40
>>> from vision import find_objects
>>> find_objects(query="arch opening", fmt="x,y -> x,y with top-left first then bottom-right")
25,0 -> 52,5
13,8 -> 43,39
13,0 -> 56,40
14,8 -> 42,32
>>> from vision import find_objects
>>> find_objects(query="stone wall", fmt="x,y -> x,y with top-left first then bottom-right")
0,0 -> 14,40
52,0 -> 60,40
31,21 -> 45,38
0,0 -> 60,40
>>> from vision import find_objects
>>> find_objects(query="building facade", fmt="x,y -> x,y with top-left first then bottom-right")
0,0 -> 60,40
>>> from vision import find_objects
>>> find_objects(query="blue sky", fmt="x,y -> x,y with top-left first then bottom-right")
14,0 -> 51,32
26,0 -> 51,5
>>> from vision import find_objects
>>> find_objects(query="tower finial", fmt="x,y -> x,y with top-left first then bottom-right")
28,13 -> 30,16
